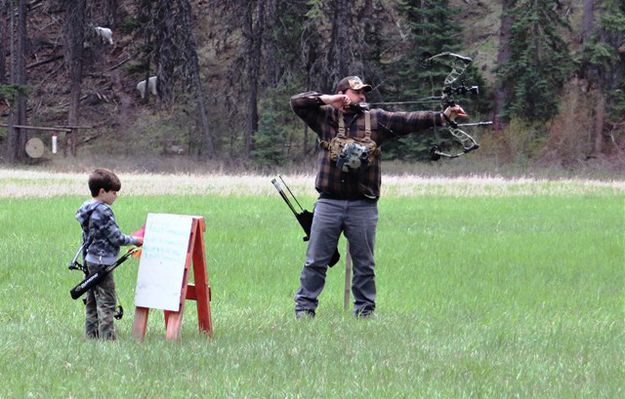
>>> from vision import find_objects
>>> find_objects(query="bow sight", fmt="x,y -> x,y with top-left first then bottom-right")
443,85 -> 479,98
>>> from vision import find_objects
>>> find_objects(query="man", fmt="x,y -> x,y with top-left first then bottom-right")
290,75 -> 467,319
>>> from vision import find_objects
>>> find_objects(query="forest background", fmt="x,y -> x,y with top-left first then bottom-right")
0,0 -> 624,174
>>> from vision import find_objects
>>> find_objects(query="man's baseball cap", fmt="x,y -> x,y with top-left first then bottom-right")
336,76 -> 372,93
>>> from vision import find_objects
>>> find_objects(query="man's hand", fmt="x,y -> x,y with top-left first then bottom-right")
443,104 -> 468,122
320,94 -> 351,111
133,236 -> 144,246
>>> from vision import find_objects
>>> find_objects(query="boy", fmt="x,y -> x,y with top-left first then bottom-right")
76,168 -> 143,340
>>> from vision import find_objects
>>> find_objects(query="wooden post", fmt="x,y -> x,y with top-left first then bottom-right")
344,241 -> 351,312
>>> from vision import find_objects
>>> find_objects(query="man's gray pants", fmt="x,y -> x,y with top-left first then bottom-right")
295,198 -> 378,316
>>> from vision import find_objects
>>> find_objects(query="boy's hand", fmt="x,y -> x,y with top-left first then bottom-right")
133,236 -> 144,246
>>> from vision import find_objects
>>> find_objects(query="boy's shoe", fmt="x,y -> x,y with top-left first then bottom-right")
295,309 -> 315,319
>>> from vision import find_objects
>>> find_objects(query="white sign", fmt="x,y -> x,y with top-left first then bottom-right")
135,213 -> 194,311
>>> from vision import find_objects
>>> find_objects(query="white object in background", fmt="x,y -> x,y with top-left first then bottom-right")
24,138 -> 44,158
52,135 -> 57,154
94,26 -> 114,45
136,76 -> 158,99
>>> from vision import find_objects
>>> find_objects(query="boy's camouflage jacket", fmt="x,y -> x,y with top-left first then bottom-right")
76,200 -> 139,265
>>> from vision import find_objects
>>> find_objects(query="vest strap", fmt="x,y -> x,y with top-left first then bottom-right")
338,110 -> 371,137
338,112 -> 346,137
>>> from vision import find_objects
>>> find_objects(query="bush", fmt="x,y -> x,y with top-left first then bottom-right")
537,80 -> 595,167
500,118 -> 548,166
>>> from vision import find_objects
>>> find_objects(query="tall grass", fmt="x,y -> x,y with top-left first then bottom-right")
0,188 -> 623,397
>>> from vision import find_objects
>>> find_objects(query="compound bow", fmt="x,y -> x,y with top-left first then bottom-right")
371,51 -> 492,160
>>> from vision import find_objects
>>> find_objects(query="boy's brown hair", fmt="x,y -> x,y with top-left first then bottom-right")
88,168 -> 121,197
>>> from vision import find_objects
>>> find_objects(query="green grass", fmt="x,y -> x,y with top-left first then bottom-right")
0,193 -> 623,398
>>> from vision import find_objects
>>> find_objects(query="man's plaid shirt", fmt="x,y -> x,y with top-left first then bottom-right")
291,91 -> 444,200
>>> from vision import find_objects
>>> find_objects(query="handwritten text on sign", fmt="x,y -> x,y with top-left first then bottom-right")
135,213 -> 194,311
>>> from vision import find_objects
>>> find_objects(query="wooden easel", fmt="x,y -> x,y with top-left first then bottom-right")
131,217 -> 212,340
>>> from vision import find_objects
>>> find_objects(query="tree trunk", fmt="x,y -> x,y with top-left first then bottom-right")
263,0 -> 279,86
0,1 -> 7,85
419,0 -> 427,37
581,0 -> 594,43
493,0 -> 514,131
16,0 -> 26,154
6,0 -> 18,163
105,0 -> 119,29
63,0 -> 86,156
580,0 -> 605,156
303,58 -> 313,157
326,0 -> 351,92
243,0 -> 264,158
179,0 -> 215,158
6,0 -> 27,163
140,1 -> 153,104
580,0 -> 598,83
591,90 -> 605,156
156,0 -> 175,106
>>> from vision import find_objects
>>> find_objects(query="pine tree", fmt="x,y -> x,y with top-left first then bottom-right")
252,86 -> 293,169
580,0 -> 625,156
382,0 -> 468,160
390,0 -> 457,100
583,0 -> 625,116
498,0 -> 572,121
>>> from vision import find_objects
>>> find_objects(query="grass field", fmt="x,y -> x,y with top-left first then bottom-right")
0,170 -> 623,398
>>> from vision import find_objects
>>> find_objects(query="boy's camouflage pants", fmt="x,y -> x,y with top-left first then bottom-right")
85,262 -> 117,340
